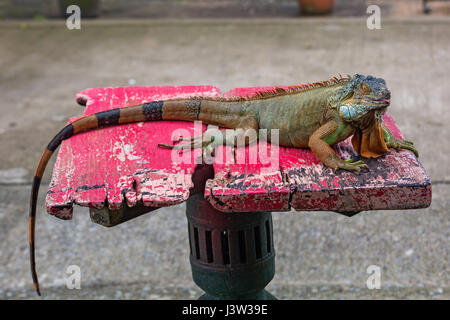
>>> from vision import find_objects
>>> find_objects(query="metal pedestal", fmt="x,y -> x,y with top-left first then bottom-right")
186,193 -> 276,300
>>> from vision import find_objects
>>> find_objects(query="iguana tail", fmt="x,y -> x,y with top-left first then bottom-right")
29,98 -> 214,295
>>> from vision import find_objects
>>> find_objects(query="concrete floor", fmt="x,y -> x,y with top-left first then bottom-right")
0,18 -> 448,299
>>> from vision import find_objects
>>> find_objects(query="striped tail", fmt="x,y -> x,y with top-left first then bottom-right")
29,99 -> 186,295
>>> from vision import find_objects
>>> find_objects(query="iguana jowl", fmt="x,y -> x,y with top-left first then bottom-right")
29,74 -> 418,295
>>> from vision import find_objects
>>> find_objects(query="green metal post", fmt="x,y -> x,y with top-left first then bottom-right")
186,193 -> 276,300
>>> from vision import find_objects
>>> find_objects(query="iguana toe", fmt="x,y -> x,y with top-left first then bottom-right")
386,138 -> 419,157
401,143 -> 419,157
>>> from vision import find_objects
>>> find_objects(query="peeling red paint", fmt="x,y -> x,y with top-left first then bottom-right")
47,86 -> 220,218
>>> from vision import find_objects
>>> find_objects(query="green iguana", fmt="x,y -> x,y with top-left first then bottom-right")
29,74 -> 418,295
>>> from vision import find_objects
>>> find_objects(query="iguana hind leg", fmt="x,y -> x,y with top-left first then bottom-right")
158,117 -> 259,159
158,131 -> 206,151
159,129 -> 217,162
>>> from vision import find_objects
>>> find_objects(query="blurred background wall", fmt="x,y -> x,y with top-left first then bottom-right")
0,0 -> 448,20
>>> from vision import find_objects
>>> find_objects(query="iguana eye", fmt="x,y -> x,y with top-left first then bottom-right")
361,83 -> 371,94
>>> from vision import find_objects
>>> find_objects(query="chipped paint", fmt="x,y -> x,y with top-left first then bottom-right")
47,86 -> 219,218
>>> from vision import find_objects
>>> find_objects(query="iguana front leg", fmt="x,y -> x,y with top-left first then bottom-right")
382,124 -> 418,157
308,120 -> 368,171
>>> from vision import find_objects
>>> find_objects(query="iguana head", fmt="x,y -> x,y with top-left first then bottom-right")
336,74 -> 391,158
337,74 -> 390,126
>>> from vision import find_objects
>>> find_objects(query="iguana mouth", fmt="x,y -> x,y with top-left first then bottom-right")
376,98 -> 390,106
362,97 -> 390,107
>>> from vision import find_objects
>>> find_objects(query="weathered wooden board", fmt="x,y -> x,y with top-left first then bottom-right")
46,85 -> 431,219
46,86 -> 219,219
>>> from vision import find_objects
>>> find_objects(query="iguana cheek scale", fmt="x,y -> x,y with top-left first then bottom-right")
28,74 -> 418,295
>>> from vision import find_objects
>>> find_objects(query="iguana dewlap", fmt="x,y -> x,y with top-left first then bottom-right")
28,74 -> 418,295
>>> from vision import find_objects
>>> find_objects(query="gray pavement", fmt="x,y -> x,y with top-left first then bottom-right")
0,18 -> 449,299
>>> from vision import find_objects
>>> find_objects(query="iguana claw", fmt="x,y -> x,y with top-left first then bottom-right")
324,154 -> 368,172
158,129 -> 219,162
337,159 -> 369,171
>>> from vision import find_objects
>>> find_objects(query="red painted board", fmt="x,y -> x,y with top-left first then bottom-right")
46,86 -> 220,219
